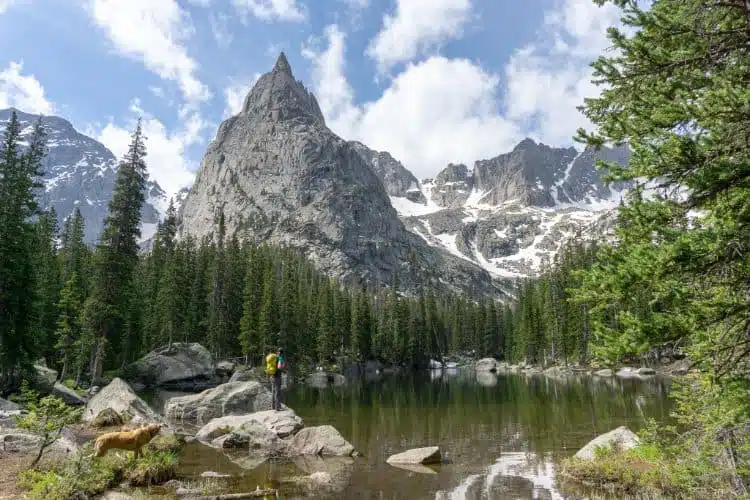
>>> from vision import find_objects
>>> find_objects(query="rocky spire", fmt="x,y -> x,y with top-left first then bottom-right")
240,52 -> 325,124
273,51 -> 293,76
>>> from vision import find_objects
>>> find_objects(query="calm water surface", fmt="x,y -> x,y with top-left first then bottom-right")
168,369 -> 673,499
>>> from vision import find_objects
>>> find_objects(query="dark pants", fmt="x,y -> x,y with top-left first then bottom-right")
270,373 -> 282,410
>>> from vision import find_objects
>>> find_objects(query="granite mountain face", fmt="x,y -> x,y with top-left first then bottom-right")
0,108 -> 167,244
384,139 -> 631,278
177,53 -> 502,297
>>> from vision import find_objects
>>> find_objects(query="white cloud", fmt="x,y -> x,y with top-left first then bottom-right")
0,0 -> 17,14
223,73 -> 261,118
87,0 -> 210,104
209,12 -> 233,47
366,0 -> 472,72
0,61 -> 55,115
93,99 -> 206,196
304,26 -> 521,179
339,0 -> 368,8
232,0 -> 305,22
303,0 -> 624,179
503,0 -> 621,146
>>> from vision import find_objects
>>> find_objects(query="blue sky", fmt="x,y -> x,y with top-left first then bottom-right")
0,0 -> 623,196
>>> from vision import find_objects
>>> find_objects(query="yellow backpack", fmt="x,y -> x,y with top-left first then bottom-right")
265,353 -> 278,376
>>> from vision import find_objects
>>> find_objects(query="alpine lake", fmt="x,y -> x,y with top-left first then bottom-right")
141,368 -> 673,499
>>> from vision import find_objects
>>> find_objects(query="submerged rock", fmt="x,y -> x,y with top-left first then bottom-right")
575,426 -> 640,460
475,358 -> 500,372
124,342 -> 217,390
83,378 -> 163,425
387,446 -> 442,465
307,371 -> 346,388
164,381 -> 276,426
287,425 -> 355,456
594,369 -> 614,377
476,371 -> 498,387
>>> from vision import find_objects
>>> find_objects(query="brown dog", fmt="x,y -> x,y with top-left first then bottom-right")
93,423 -> 163,459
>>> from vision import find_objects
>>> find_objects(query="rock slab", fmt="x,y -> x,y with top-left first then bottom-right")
125,343 -> 216,389
287,425 -> 355,456
165,381 -> 277,426
83,378 -> 163,425
475,358 -> 499,372
574,426 -> 640,460
387,446 -> 442,465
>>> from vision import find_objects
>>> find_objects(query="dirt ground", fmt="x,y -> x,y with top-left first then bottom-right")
0,451 -> 34,499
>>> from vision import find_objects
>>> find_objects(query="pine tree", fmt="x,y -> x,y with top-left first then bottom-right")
0,112 -> 46,393
34,209 -> 62,364
83,120 -> 148,383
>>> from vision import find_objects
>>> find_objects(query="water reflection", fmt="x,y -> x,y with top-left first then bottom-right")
174,370 -> 672,499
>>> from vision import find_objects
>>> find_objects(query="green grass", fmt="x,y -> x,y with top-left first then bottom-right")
560,441 -> 744,499
17,440 -> 183,498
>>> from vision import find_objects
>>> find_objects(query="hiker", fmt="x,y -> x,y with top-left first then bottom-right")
265,347 -> 287,411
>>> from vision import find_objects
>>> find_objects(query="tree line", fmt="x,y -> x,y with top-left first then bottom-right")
0,109 -> 614,394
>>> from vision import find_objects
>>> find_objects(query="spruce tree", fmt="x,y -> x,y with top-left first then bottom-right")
83,120 -> 148,382
0,112 -> 46,393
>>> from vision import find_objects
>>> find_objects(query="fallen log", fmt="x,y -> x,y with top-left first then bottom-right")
183,490 -> 279,499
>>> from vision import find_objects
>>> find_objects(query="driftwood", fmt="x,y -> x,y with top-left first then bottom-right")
184,490 -> 279,499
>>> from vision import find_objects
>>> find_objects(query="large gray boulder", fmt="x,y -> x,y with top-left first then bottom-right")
574,426 -> 640,460
287,425 -> 355,456
83,378 -> 163,425
165,381 -> 278,426
0,427 -> 78,456
124,343 -> 217,390
196,410 -> 303,442
0,397 -> 19,411
33,364 -> 58,393
52,382 -> 86,406
209,420 -> 289,456
387,446 -> 442,465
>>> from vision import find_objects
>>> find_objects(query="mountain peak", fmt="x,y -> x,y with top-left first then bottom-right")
273,52 -> 293,76
240,52 -> 324,124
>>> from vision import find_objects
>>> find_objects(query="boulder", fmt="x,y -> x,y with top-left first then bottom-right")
0,410 -> 26,428
574,426 -> 640,460
307,372 -> 346,388
165,381 -> 278,426
637,367 -> 656,375
124,343 -> 217,390
83,378 -> 163,425
292,456 -> 354,494
0,397 -> 19,411
196,410 -> 303,443
200,471 -> 231,478
475,358 -> 499,373
594,369 -> 614,377
0,427 -> 78,456
228,367 -> 263,383
92,408 -> 124,428
215,361 -> 236,378
386,446 -> 442,465
33,364 -> 57,393
52,382 -> 86,406
287,425 -> 355,456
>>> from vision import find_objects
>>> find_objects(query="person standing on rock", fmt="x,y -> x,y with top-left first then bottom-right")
265,347 -> 287,411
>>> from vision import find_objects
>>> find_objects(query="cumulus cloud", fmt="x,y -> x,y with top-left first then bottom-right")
0,0 -> 17,14
366,0 -> 472,72
0,61 -> 55,115
232,0 -> 305,22
304,26 -> 521,179
209,12 -> 233,47
303,0 -> 623,179
92,99 -> 206,196
86,0 -> 210,105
